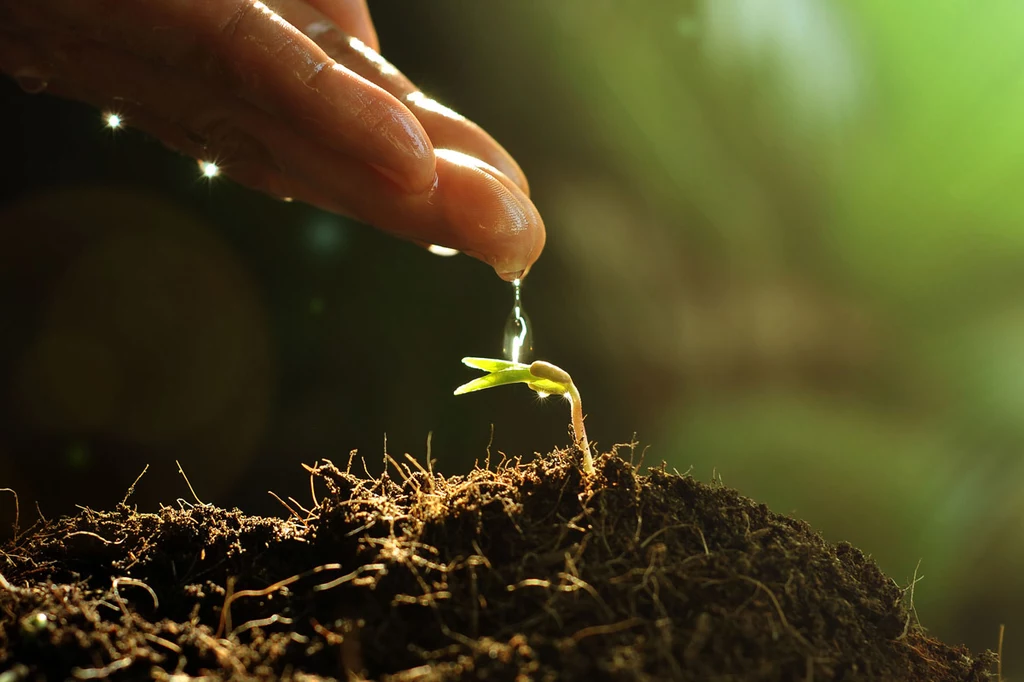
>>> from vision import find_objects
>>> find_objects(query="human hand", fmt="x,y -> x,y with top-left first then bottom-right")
0,0 -> 544,279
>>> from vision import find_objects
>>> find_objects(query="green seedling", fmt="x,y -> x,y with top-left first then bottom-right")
454,357 -> 594,475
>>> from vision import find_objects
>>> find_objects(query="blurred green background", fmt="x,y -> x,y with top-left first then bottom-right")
0,0 -> 1018,668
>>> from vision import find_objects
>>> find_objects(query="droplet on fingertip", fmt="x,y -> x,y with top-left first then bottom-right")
104,113 -> 122,129
497,269 -> 526,283
427,244 -> 460,257
15,76 -> 48,94
280,196 -> 293,203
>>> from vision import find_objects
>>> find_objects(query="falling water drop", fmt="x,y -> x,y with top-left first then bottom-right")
15,76 -> 48,94
502,278 -> 534,364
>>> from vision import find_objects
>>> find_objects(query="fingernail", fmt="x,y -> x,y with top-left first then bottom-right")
369,137 -> 434,192
376,109 -> 435,192
325,65 -> 434,192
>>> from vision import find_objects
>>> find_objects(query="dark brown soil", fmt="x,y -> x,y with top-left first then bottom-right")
0,449 -> 996,681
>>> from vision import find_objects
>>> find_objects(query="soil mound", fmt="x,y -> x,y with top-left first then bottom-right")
0,450 -> 996,680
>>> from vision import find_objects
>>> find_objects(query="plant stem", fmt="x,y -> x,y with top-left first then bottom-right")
523,361 -> 594,476
567,383 -> 594,476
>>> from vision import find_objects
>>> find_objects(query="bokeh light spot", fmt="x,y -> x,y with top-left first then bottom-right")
306,216 -> 347,255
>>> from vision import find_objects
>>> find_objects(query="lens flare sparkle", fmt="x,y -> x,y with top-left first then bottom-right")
200,161 -> 220,178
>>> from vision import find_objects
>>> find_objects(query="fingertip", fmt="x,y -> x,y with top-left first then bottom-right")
429,150 -> 543,280
494,193 -> 544,281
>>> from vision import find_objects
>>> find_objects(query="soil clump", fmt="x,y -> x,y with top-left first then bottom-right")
0,449 -> 996,680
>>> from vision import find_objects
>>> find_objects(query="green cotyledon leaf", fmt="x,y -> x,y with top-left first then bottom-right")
454,355 -> 592,475
454,357 -> 571,396
462,357 -> 523,372
454,367 -> 535,395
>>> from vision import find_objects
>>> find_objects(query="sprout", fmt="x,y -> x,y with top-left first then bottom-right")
454,357 -> 594,475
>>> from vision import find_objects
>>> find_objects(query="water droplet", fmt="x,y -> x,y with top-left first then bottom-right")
427,244 -> 459,257
502,278 -> 533,364
15,76 -> 47,94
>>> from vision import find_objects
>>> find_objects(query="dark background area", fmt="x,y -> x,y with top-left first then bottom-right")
1,0 -> 1020,668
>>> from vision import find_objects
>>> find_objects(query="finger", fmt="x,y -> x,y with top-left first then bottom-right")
301,0 -> 379,52
425,150 -> 542,278
314,149 -> 544,280
0,31 -> 544,278
402,93 -> 530,197
256,134 -> 544,279
0,30 -> 315,205
10,0 -> 435,192
274,0 -> 530,195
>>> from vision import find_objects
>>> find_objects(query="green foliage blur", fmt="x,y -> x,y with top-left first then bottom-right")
437,0 -> 1021,665
0,0 -> 1019,669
